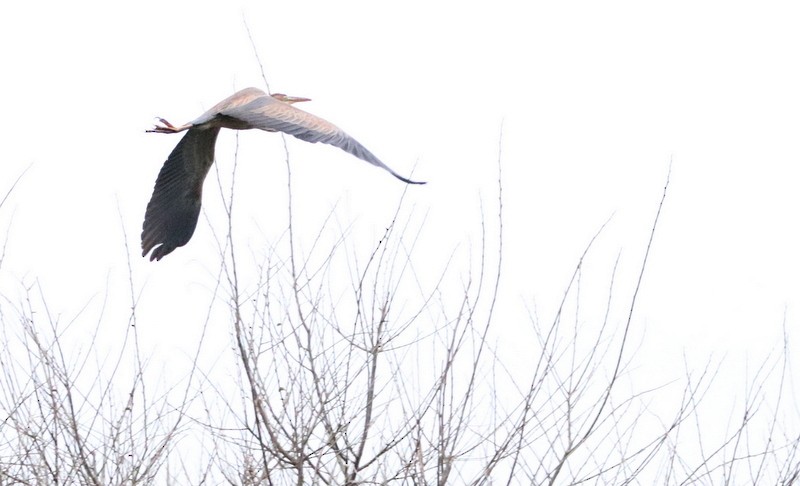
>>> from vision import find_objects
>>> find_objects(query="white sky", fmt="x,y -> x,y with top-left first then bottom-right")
1,0 -> 799,469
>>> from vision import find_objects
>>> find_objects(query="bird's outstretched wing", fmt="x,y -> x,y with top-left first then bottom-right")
141,127 -> 220,261
218,92 -> 425,185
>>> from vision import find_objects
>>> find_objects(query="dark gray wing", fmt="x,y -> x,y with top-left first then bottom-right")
141,127 -> 221,261
220,96 -> 425,185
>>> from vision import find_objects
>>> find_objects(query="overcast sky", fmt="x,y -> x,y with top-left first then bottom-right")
1,0 -> 799,450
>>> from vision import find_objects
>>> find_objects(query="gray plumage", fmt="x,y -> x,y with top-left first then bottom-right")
142,87 -> 424,261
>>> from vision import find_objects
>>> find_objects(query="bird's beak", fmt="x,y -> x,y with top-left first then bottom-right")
272,93 -> 312,104
282,95 -> 312,103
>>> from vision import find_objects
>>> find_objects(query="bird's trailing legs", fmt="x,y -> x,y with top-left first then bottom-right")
147,118 -> 192,134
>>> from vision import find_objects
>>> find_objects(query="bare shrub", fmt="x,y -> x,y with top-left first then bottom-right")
0,127 -> 796,485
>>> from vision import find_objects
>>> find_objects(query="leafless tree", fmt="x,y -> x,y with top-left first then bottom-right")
0,81 -> 797,485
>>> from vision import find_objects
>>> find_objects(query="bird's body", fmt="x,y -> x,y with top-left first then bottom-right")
141,87 -> 424,261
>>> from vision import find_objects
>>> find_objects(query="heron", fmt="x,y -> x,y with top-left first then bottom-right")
141,87 -> 425,261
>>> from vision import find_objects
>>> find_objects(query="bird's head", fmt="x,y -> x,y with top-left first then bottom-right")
271,93 -> 312,104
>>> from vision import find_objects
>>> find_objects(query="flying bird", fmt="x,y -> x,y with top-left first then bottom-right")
141,87 -> 425,261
